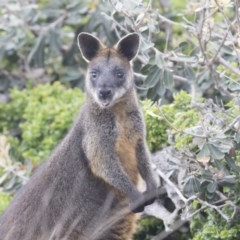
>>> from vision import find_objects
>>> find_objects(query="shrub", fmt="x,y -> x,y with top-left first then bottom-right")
134,216 -> 164,240
0,192 -> 12,214
143,91 -> 200,152
0,82 -> 85,164
191,209 -> 240,240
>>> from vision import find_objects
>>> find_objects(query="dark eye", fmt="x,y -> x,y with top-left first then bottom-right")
116,71 -> 124,78
91,71 -> 98,79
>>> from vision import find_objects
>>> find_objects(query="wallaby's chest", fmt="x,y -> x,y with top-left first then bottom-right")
114,109 -> 141,184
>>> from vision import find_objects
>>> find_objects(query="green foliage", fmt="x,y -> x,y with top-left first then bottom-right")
191,209 -> 240,240
0,135 -> 30,195
1,0 -> 239,102
143,91 -> 240,239
134,216 -> 164,240
143,91 -> 200,151
0,192 -> 12,214
142,100 -> 168,152
0,83 -> 84,213
0,82 -> 85,164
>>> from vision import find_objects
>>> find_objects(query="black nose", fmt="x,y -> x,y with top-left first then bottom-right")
98,89 -> 112,100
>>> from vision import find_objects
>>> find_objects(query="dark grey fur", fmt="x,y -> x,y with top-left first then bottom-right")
0,33 -> 157,240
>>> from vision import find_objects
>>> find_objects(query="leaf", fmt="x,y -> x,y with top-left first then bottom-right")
210,137 -> 233,153
154,50 -> 164,69
185,126 -> 205,137
225,155 -> 240,172
197,143 -> 211,159
64,67 -> 82,82
155,79 -> 165,97
135,12 -> 145,25
207,181 -> 217,193
197,156 -> 210,166
147,84 -> 162,100
163,70 -> 173,89
49,29 -> 61,56
172,53 -> 198,64
0,76 -> 10,92
208,144 -> 225,160
205,191 -> 216,200
184,66 -> 196,81
214,159 -> 228,173
144,65 -> 162,88
27,32 -> 46,68
201,170 -> 213,181
0,172 -> 10,185
235,133 -> 240,142
140,38 -> 154,52
179,41 -> 190,52
220,175 -> 236,185
4,175 -> 17,191
183,176 -> 201,197
200,180 -> 212,190
228,82 -> 240,92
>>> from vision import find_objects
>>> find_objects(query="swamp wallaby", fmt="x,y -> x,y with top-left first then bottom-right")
0,32 -> 158,240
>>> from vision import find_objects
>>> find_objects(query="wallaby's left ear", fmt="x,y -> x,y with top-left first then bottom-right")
77,32 -> 104,62
115,33 -> 140,61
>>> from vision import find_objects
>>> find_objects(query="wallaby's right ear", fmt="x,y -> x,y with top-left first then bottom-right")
77,33 -> 104,62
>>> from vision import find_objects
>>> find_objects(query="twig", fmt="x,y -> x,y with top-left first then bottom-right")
154,167 -> 188,203
173,74 -> 189,84
225,115 -> 240,132
210,26 -> 231,64
235,0 -> 240,28
100,12 -> 129,34
217,56 -> 240,77
109,0 -> 135,28
196,197 -> 232,222
0,162 -> 29,182
157,13 -> 194,32
134,0 -> 152,29
152,219 -> 188,240
28,12 -> 67,34
196,3 -> 211,66
156,106 -> 180,132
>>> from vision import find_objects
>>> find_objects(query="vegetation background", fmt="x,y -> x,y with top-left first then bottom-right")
0,0 -> 240,239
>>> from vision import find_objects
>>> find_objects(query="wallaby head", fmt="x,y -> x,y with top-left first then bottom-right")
77,32 -> 140,108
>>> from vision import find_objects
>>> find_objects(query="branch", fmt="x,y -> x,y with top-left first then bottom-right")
28,12 -> 67,33
217,56 -> 240,77
154,166 -> 189,203
0,162 -> 29,182
157,13 -> 194,32
130,187 -> 167,213
152,219 -> 188,240
100,12 -> 129,34
210,26 -> 231,64
173,74 -> 189,84
196,197 -> 232,222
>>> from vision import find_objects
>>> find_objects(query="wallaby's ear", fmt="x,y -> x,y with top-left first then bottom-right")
115,33 -> 140,61
77,33 -> 104,62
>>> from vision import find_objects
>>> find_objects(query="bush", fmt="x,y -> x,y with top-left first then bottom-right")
0,192 -> 12,215
143,91 -> 200,152
134,216 -> 164,240
0,82 -> 85,164
191,208 -> 240,240
0,82 -> 85,215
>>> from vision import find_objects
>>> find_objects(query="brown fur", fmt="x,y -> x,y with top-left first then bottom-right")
114,103 -> 140,185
